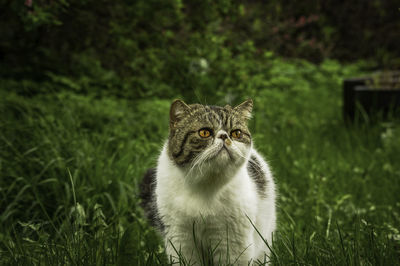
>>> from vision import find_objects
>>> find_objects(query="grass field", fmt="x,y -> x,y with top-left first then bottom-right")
1,59 -> 399,265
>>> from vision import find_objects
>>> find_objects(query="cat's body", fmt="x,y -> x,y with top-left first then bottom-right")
140,100 -> 276,265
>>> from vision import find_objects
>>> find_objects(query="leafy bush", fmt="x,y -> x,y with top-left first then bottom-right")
1,0 -> 399,100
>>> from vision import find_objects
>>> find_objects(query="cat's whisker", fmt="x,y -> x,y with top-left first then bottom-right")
189,144 -> 224,178
230,143 -> 248,159
188,147 -> 216,177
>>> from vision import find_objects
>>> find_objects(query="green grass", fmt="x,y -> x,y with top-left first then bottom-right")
1,59 -> 399,265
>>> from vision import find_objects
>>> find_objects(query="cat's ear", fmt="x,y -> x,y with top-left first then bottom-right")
170,99 -> 191,128
233,99 -> 253,120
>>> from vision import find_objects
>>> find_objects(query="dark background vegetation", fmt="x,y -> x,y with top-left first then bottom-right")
1,0 -> 400,99
1,0 -> 400,265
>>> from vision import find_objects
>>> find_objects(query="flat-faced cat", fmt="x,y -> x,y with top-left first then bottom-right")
140,99 -> 276,265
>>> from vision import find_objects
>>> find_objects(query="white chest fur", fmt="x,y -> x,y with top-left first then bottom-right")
155,144 -> 276,264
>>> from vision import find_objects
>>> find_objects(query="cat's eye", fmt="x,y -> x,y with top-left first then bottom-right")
199,129 -> 211,138
231,129 -> 242,139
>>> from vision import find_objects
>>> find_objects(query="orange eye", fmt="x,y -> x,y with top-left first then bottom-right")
231,130 -> 242,139
199,129 -> 211,138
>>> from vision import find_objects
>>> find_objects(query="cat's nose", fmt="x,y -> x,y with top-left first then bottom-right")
218,133 -> 228,140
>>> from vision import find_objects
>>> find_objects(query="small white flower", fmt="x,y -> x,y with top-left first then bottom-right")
189,58 -> 209,75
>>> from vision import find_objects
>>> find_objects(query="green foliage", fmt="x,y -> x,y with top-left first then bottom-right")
1,0 -> 399,100
1,58 -> 399,264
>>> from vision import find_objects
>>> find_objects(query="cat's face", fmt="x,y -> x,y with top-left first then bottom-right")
167,99 -> 253,184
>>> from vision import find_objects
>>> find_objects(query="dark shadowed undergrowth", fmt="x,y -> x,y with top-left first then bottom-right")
1,59 -> 399,265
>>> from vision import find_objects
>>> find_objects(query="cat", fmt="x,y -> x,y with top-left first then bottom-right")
140,99 -> 276,265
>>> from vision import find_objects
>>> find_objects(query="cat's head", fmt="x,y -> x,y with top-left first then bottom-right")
167,99 -> 253,186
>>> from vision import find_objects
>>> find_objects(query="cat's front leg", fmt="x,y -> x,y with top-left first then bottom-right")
165,232 -> 200,265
